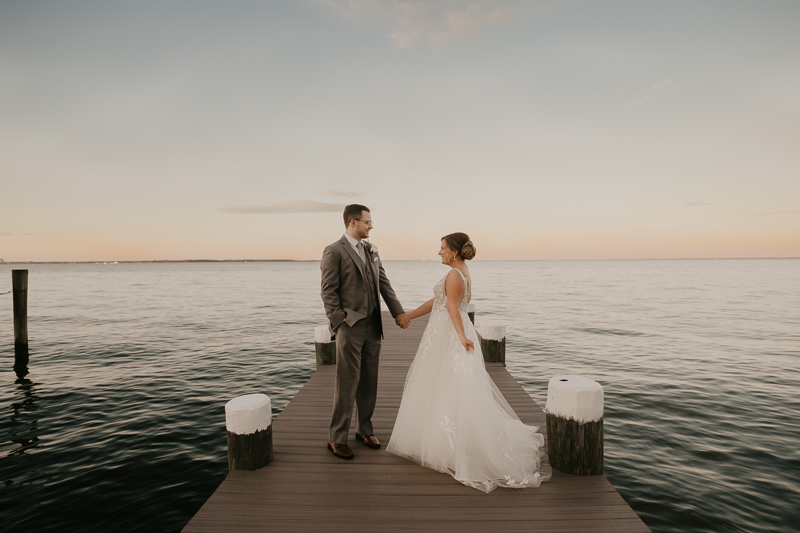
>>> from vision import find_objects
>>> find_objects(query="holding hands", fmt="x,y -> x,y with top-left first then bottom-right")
395,313 -> 411,329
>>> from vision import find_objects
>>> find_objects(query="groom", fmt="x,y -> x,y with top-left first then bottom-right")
320,204 -> 409,460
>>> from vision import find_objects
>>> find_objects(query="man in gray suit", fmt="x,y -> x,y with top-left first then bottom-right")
321,204 -> 409,459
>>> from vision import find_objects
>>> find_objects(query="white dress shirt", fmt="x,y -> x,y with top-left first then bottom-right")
343,232 -> 361,253
344,233 -> 367,263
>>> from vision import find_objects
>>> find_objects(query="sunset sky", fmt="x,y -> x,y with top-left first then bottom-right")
1,0 -> 798,261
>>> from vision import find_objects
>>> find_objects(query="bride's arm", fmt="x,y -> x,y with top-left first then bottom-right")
408,299 -> 434,320
444,271 -> 475,353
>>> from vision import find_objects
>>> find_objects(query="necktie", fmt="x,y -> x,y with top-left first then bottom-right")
357,242 -> 367,264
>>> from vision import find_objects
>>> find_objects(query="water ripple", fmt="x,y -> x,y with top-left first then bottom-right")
1,260 -> 798,532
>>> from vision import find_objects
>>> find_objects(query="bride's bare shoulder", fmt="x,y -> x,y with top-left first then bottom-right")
451,267 -> 470,282
444,268 -> 468,292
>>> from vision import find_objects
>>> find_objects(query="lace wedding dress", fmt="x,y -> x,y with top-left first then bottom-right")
387,269 -> 551,493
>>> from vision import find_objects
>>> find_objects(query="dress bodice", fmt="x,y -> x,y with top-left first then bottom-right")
433,268 -> 470,314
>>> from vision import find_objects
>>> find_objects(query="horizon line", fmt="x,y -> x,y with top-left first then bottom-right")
1,257 -> 799,265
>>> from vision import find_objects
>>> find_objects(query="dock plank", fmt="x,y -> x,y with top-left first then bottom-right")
183,313 -> 649,532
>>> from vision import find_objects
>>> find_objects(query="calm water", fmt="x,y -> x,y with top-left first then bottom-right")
1,260 -> 798,532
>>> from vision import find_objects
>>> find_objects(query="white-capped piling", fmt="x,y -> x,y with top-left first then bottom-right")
545,375 -> 604,475
314,325 -> 336,368
467,302 -> 475,324
477,321 -> 505,365
225,394 -> 274,471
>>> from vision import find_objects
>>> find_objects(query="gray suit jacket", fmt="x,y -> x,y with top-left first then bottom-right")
321,235 -> 404,337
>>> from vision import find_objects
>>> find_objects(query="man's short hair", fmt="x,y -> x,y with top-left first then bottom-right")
343,204 -> 370,227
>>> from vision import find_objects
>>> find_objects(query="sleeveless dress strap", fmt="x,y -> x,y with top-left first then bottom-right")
451,268 -> 470,302
450,268 -> 467,282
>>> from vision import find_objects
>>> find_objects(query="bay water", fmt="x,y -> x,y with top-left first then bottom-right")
1,260 -> 798,532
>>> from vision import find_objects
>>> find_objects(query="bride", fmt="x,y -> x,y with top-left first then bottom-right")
387,233 -> 551,493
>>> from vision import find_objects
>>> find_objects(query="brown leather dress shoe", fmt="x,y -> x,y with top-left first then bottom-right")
355,433 -> 381,449
327,440 -> 354,460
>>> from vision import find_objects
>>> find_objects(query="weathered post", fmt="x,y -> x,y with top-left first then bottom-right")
545,375 -> 604,475
225,393 -> 273,471
467,302 -> 475,324
12,270 -> 28,355
314,325 -> 336,368
477,321 -> 505,365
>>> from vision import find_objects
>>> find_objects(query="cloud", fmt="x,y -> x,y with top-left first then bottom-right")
650,79 -> 674,92
749,210 -> 799,216
307,0 -> 509,48
0,232 -> 33,236
686,201 -> 712,206
218,200 -> 346,214
634,78 -> 674,104
324,190 -> 362,198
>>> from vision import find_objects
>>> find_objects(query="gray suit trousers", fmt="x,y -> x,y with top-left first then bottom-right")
329,313 -> 382,443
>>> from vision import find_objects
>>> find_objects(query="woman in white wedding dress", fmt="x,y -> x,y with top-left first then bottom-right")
387,233 -> 551,493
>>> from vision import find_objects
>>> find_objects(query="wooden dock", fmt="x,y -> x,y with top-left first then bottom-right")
184,313 -> 650,532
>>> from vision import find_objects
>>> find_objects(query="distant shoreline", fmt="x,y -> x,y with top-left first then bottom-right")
0,259 -> 316,265
0,257 -> 798,265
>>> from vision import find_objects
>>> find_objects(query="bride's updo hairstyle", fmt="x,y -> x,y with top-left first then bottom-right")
442,232 -> 476,261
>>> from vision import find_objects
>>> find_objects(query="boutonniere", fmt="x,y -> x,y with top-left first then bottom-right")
364,241 -> 379,261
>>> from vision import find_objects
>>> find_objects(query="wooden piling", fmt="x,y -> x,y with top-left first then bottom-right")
12,270 -> 28,353
314,325 -> 336,368
315,343 -> 336,367
225,394 -> 274,471
545,375 -> 605,475
477,321 -> 505,365
546,415 -> 604,475
227,426 -> 274,471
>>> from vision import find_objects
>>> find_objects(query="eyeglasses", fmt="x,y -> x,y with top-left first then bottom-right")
354,219 -> 374,227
